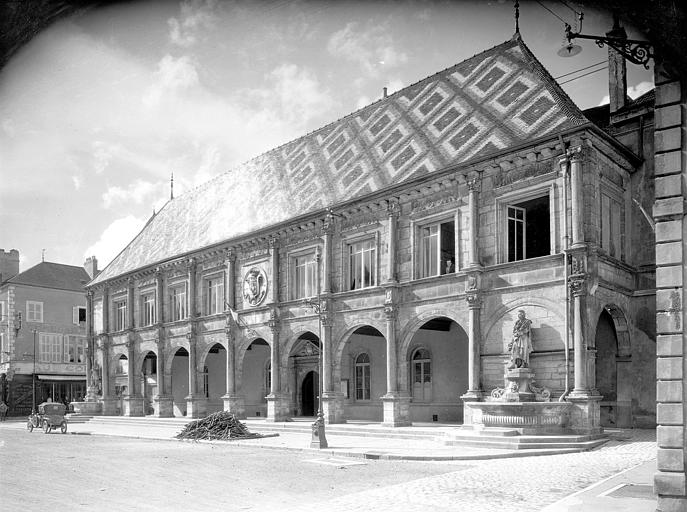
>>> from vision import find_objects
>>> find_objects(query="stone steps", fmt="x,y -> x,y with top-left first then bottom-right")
443,430 -> 609,450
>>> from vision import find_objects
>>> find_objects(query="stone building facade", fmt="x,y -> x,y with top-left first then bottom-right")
84,33 -> 656,434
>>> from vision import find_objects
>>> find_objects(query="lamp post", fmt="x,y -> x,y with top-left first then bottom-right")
303,249 -> 328,449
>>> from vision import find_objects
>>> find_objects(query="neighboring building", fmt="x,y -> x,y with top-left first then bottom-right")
84,31 -> 655,435
0,252 -> 97,415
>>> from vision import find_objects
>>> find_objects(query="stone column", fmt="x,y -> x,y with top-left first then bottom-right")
270,238 -> 280,303
225,251 -> 235,310
323,214 -> 334,294
466,176 -> 481,269
85,290 -> 96,401
266,308 -> 289,421
386,202 -> 400,282
222,326 -> 245,418
185,329 -> 205,418
381,288 -> 410,427
568,147 -> 585,249
123,334 -> 144,416
127,277 -> 135,330
464,291 -> 483,398
155,267 -> 164,324
102,286 -> 110,338
566,254 -> 601,435
187,258 -> 197,319
154,334 -> 173,417
99,335 -> 117,415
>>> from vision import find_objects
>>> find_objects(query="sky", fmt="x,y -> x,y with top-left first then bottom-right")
0,0 -> 653,274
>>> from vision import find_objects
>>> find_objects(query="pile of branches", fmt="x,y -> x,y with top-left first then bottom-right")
176,411 -> 263,441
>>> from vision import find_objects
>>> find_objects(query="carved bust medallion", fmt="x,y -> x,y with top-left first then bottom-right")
242,267 -> 268,306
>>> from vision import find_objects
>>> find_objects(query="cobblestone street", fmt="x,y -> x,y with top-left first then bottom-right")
0,425 -> 655,512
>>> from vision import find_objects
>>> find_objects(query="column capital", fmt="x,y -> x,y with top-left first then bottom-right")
268,236 -> 280,250
125,334 -> 135,350
97,334 -> 110,350
566,145 -> 584,162
386,200 -> 401,217
466,175 -> 482,193
225,248 -> 236,261
127,276 -> 134,286
569,275 -> 586,297
323,213 -> 336,234
466,292 -> 482,310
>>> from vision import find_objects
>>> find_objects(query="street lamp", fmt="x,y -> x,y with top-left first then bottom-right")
31,329 -> 37,413
303,248 -> 328,449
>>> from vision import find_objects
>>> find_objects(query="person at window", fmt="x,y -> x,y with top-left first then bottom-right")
445,259 -> 454,274
507,310 -> 533,369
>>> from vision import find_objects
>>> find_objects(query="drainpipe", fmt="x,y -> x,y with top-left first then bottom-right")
559,143 -> 571,402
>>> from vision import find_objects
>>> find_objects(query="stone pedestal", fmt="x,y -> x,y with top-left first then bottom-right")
460,390 -> 483,426
154,395 -> 174,418
185,396 -> 207,419
123,396 -> 145,417
321,392 -> 345,424
266,393 -> 291,422
502,368 -> 536,402
70,401 -> 102,415
101,398 -> 119,416
567,394 -> 603,435
382,393 -> 411,427
222,394 -> 246,419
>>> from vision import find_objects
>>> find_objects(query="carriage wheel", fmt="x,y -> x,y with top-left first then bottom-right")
27,421 -> 33,432
43,420 -> 50,434
60,421 -> 67,434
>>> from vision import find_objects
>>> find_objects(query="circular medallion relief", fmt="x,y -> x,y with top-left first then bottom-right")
242,267 -> 268,306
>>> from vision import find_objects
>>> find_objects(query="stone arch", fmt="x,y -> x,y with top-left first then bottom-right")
282,325 -> 319,370
332,322 -> 386,383
593,303 -> 631,357
398,308 -> 464,362
482,298 -> 565,355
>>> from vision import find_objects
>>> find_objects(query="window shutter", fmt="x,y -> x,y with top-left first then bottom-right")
73,306 -> 79,325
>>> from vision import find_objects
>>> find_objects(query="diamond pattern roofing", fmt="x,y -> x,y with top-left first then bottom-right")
90,34 -> 587,285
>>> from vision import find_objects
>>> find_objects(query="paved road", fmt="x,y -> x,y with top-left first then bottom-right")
0,427 -> 655,512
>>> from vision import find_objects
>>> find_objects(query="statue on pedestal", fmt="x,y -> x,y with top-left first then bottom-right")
507,310 -> 532,369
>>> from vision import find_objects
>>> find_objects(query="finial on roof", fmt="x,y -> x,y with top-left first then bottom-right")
170,172 -> 174,200
41,249 -> 45,262
514,0 -> 520,34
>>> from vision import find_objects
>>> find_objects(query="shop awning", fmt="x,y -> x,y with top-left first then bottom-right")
37,375 -> 86,381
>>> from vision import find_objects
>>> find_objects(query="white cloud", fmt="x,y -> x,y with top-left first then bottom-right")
84,215 -> 147,268
168,0 -> 219,48
327,21 -> 408,78
597,80 -> 654,106
71,175 -> 81,190
143,54 -> 200,107
356,95 -> 371,109
102,179 -> 160,209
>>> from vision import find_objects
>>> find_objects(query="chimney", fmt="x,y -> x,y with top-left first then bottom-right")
84,256 -> 99,279
383,87 -> 388,99
0,249 -> 20,283
607,14 -> 627,115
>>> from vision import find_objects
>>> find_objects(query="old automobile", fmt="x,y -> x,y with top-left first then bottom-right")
27,402 -> 68,434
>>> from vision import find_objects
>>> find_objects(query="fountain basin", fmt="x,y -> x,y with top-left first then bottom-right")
465,401 -> 573,435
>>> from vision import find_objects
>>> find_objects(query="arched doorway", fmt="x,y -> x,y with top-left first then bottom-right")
340,325 -> 386,422
242,339 -> 270,418
202,343 -> 227,414
141,351 -> 157,416
289,332 -> 320,417
595,307 -> 632,428
405,317 -> 469,423
170,347 -> 189,417
301,371 -> 319,416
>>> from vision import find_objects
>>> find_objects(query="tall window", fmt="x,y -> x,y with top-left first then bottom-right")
506,195 -> 550,262
26,301 -> 43,322
116,356 -> 128,375
72,306 -> 87,325
39,333 -> 62,363
420,220 -> 455,278
0,333 -> 6,362
355,353 -> 371,400
65,336 -> 86,363
601,191 -> 624,260
171,286 -> 187,321
412,348 -> 432,401
115,300 -> 127,331
142,294 -> 156,326
206,277 -> 224,315
292,255 -> 316,299
349,240 -> 376,290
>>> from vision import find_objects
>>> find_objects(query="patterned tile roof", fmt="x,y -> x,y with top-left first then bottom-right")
90,34 -> 587,285
7,262 -> 90,292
